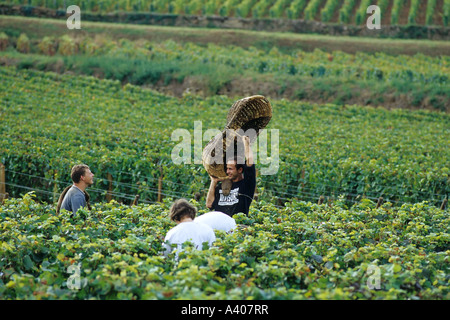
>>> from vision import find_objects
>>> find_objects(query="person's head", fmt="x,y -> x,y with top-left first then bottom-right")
71,164 -> 94,187
169,199 -> 197,224
226,155 -> 245,182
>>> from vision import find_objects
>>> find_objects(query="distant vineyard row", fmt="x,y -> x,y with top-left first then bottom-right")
2,0 -> 450,26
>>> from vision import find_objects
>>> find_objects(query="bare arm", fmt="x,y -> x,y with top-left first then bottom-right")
206,176 -> 220,209
243,136 -> 254,166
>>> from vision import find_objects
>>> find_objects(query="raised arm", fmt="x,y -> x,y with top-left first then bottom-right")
243,135 -> 254,167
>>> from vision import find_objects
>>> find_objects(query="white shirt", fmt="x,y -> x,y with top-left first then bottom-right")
163,221 -> 216,257
195,211 -> 237,233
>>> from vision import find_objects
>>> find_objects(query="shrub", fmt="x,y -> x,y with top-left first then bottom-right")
425,0 -> 437,25
58,35 -> 78,56
355,0 -> 372,25
391,0 -> 404,25
286,0 -> 307,19
0,32 -> 9,51
304,0 -> 322,21
338,0 -> 356,24
444,0 -> 450,26
407,0 -> 420,25
16,33 -> 30,53
321,0 -> 340,23
79,37 -> 100,55
38,36 -> 57,56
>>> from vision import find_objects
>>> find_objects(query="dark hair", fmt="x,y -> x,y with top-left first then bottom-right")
169,199 -> 197,222
226,155 -> 245,172
235,161 -> 244,172
71,164 -> 89,183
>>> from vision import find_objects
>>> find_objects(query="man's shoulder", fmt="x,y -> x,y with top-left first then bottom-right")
65,186 -> 86,201
197,211 -> 234,221
66,185 -> 84,194
166,222 -> 214,240
190,220 -> 213,231
195,222 -> 216,240
189,221 -> 215,238
168,222 -> 199,234
165,224 -> 183,240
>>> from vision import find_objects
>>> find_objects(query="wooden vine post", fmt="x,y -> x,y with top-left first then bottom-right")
441,197 -> 448,211
376,197 -> 384,209
0,163 -> 7,203
318,195 -> 325,205
157,166 -> 164,203
52,170 -> 59,204
106,173 -> 113,202
131,194 -> 140,206
301,168 -> 305,191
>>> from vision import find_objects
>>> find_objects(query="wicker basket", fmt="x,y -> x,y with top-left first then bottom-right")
202,95 -> 272,180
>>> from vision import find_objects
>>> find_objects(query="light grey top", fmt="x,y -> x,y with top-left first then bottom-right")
60,185 -> 86,216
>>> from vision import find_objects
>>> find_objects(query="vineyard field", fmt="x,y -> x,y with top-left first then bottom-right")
0,66 -> 448,208
0,7 -> 449,303
0,193 -> 448,299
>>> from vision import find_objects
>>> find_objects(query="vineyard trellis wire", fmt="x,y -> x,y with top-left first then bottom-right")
1,167 -> 448,210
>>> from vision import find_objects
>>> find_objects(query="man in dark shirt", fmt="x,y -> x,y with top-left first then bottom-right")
206,136 -> 256,216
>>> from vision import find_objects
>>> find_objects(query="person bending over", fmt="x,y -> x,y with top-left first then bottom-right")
195,211 -> 237,233
163,199 -> 216,258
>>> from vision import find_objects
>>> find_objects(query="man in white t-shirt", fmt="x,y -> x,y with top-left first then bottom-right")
163,199 -> 216,258
195,211 -> 237,233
